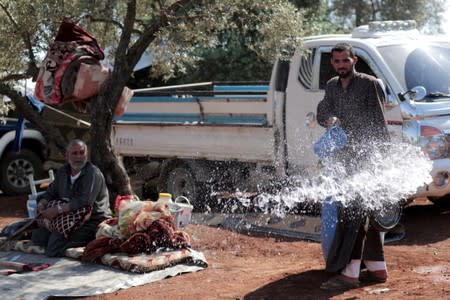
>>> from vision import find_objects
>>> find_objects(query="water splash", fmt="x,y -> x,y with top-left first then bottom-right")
235,142 -> 433,217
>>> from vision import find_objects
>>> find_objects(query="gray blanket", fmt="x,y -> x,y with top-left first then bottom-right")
1,250 -> 206,300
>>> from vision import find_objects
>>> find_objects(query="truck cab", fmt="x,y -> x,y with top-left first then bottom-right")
286,20 -> 450,204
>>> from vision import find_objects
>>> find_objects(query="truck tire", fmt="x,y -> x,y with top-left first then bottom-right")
370,201 -> 403,232
0,149 -> 43,195
163,165 -> 206,211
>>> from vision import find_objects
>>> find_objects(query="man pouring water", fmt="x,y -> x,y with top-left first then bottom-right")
316,43 -> 390,290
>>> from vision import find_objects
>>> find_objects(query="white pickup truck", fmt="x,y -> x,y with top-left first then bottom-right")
113,20 -> 450,209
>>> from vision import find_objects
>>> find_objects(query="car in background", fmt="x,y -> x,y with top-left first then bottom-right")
0,92 -> 90,196
0,116 -> 47,195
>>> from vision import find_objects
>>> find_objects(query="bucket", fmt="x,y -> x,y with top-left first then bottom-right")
169,196 -> 193,228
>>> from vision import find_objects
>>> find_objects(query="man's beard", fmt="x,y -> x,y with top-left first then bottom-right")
337,69 -> 352,78
70,160 -> 86,171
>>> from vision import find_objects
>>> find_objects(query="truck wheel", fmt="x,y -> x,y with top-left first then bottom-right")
370,201 -> 403,232
0,149 -> 43,195
164,166 -> 205,211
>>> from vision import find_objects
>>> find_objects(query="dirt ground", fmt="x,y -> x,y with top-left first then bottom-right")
1,195 -> 449,300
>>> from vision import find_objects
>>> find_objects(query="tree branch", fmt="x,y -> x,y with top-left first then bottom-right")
115,0 -> 136,73
0,2 -> 40,79
0,83 -> 67,154
85,14 -> 124,29
126,0 -> 195,75
0,73 -> 30,82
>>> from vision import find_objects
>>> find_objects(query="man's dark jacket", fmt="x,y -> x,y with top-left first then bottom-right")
39,162 -> 112,221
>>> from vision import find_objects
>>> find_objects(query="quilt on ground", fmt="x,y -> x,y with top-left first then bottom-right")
0,237 -> 207,274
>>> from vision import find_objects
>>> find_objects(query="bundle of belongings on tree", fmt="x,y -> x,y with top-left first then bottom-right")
34,19 -> 132,116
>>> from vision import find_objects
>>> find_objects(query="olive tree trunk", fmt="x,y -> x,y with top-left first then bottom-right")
89,79 -> 132,202
88,0 -> 193,205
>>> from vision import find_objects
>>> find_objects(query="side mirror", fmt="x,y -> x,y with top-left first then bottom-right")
409,86 -> 427,101
398,86 -> 427,102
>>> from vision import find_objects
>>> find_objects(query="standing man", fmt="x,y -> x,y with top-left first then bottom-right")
32,139 -> 112,257
317,43 -> 390,290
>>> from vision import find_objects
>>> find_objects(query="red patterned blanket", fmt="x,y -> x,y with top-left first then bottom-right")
0,237 -> 207,274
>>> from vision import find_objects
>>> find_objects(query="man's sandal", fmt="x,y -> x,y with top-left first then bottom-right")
360,270 -> 388,283
320,275 -> 360,291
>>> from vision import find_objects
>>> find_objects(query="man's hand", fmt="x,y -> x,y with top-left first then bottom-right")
36,200 -> 48,215
41,206 -> 60,219
327,116 -> 340,128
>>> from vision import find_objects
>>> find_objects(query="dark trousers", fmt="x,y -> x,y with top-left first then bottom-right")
325,206 -> 384,272
326,144 -> 386,272
31,219 -> 99,257
351,221 -> 384,262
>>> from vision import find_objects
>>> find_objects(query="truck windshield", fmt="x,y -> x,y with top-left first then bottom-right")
378,42 -> 450,100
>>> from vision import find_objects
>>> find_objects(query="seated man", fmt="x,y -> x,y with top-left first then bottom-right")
31,139 -> 112,257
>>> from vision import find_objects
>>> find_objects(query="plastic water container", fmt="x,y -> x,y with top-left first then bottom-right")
157,192 -> 173,205
26,193 -> 38,218
27,197 -> 37,218
27,191 -> 46,218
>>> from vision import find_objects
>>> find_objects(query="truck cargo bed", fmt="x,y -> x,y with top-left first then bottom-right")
113,82 -> 276,163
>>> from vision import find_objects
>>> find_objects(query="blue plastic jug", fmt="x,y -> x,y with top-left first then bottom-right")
313,125 -> 347,159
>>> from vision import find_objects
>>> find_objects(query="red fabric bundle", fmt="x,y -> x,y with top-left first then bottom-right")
81,236 -> 121,262
119,232 -> 152,254
34,20 -> 105,105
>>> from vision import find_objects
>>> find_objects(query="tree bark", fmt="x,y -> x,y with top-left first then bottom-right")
90,78 -> 132,205
87,0 -> 195,204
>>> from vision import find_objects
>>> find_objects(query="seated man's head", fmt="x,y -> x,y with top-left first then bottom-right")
66,139 -> 88,173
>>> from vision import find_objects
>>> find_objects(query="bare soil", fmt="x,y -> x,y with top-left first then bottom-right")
1,196 -> 449,299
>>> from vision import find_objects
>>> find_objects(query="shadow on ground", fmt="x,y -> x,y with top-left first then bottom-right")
243,269 -> 332,300
243,268 -> 383,300
0,194 -> 27,218
393,202 -> 450,246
